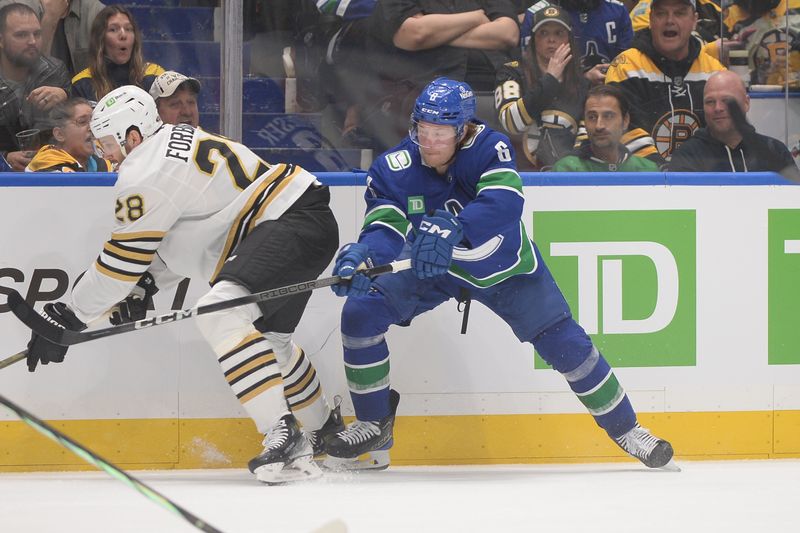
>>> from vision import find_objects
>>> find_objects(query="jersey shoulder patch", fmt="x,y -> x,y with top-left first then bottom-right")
384,149 -> 412,171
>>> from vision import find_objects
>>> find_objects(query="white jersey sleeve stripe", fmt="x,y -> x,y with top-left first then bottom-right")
103,242 -> 156,262
94,259 -> 146,282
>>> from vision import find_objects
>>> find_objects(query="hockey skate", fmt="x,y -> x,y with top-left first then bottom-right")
307,397 -> 345,459
324,389 -> 400,471
614,423 -> 678,470
248,413 -> 321,484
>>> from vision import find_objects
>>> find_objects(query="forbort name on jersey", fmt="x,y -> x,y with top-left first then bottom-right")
165,124 -> 197,162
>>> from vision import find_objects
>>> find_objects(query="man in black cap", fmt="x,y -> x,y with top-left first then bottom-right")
605,0 -> 726,165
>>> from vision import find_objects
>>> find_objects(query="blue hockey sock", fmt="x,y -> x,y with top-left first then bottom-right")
564,346 -> 636,438
342,333 -> 391,421
533,319 -> 636,438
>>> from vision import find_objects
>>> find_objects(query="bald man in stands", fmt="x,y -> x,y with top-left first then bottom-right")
669,70 -> 800,182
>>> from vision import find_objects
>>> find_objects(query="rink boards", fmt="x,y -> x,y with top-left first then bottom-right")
1,172 -> 800,470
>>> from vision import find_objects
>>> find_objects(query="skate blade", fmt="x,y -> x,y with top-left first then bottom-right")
255,455 -> 322,484
323,450 -> 390,472
658,459 -> 681,472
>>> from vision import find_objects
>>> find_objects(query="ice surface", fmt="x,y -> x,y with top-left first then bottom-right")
0,460 -> 797,532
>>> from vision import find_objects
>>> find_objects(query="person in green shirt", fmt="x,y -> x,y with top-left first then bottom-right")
553,84 -> 660,172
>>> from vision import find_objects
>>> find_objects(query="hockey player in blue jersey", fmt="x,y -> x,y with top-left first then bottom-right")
325,77 -> 676,471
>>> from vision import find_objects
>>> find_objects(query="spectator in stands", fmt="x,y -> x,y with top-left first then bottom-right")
629,0 -> 722,43
353,0 -> 519,151
149,70 -> 200,128
496,4 -> 588,169
71,4 -> 164,102
26,96 -> 111,171
717,0 -> 799,87
519,1 -> 633,84
0,2 -> 70,170
553,84 -> 659,171
4,0 -> 106,77
668,70 -> 800,180
605,0 -> 726,165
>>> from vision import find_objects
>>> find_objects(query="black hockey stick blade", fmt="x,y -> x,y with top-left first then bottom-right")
6,258 -> 412,347
0,394 -> 226,533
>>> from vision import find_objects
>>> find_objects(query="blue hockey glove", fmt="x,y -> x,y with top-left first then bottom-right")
331,243 -> 374,297
109,272 -> 159,325
410,210 -> 463,279
26,302 -> 86,372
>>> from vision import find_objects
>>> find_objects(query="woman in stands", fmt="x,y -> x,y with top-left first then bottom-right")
26,98 -> 112,172
494,4 -> 589,170
71,5 -> 165,102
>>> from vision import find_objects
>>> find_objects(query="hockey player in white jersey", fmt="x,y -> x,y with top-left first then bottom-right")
24,85 -> 344,484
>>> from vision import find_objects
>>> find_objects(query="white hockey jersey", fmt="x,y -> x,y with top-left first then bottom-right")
70,124 -> 317,323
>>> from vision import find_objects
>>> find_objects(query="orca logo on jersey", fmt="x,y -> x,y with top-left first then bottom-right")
419,220 -> 452,238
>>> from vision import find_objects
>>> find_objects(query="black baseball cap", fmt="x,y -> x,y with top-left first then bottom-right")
531,5 -> 572,34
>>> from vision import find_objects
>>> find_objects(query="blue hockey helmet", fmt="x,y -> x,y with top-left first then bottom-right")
410,78 -> 475,144
430,77 -> 476,121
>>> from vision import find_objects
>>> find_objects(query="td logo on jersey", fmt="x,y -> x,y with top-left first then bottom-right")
535,210 -> 696,368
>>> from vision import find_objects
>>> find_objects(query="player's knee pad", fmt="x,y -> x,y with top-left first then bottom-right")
532,317 -> 595,375
196,281 -> 262,354
341,293 -> 395,340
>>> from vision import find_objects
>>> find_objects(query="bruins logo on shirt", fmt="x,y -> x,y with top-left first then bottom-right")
753,28 -> 797,83
652,110 -> 701,159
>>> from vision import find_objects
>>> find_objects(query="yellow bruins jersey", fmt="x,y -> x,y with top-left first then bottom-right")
25,145 -> 113,172
70,124 -> 317,322
605,38 -> 726,161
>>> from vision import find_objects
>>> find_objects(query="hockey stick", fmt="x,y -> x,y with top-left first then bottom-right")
0,312 -> 113,370
5,259 -> 412,347
0,394 -> 225,533
0,349 -> 26,370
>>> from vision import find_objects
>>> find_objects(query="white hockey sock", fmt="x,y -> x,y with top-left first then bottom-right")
264,331 -> 328,431
196,282 -> 289,434
218,331 -> 288,434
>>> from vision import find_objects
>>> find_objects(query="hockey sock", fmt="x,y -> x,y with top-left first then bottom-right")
342,333 -> 390,421
281,344 -> 327,430
533,318 -> 636,438
218,331 -> 288,433
563,346 -> 636,438
261,332 -> 328,431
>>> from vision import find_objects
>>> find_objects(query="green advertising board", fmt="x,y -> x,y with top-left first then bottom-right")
769,209 -> 800,365
534,210 -> 696,368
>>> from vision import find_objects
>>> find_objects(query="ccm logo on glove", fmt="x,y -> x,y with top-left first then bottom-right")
419,220 -> 456,238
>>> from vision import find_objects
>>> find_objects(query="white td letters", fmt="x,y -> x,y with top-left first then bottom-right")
550,241 -> 679,335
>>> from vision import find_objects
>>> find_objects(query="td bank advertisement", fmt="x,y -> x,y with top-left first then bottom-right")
1,181 -> 800,428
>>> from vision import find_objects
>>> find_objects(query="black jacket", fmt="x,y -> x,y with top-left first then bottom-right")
669,127 -> 800,181
0,55 -> 71,153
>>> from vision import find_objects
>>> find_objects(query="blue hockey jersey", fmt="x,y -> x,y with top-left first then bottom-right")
357,122 -> 538,288
521,0 -> 633,68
